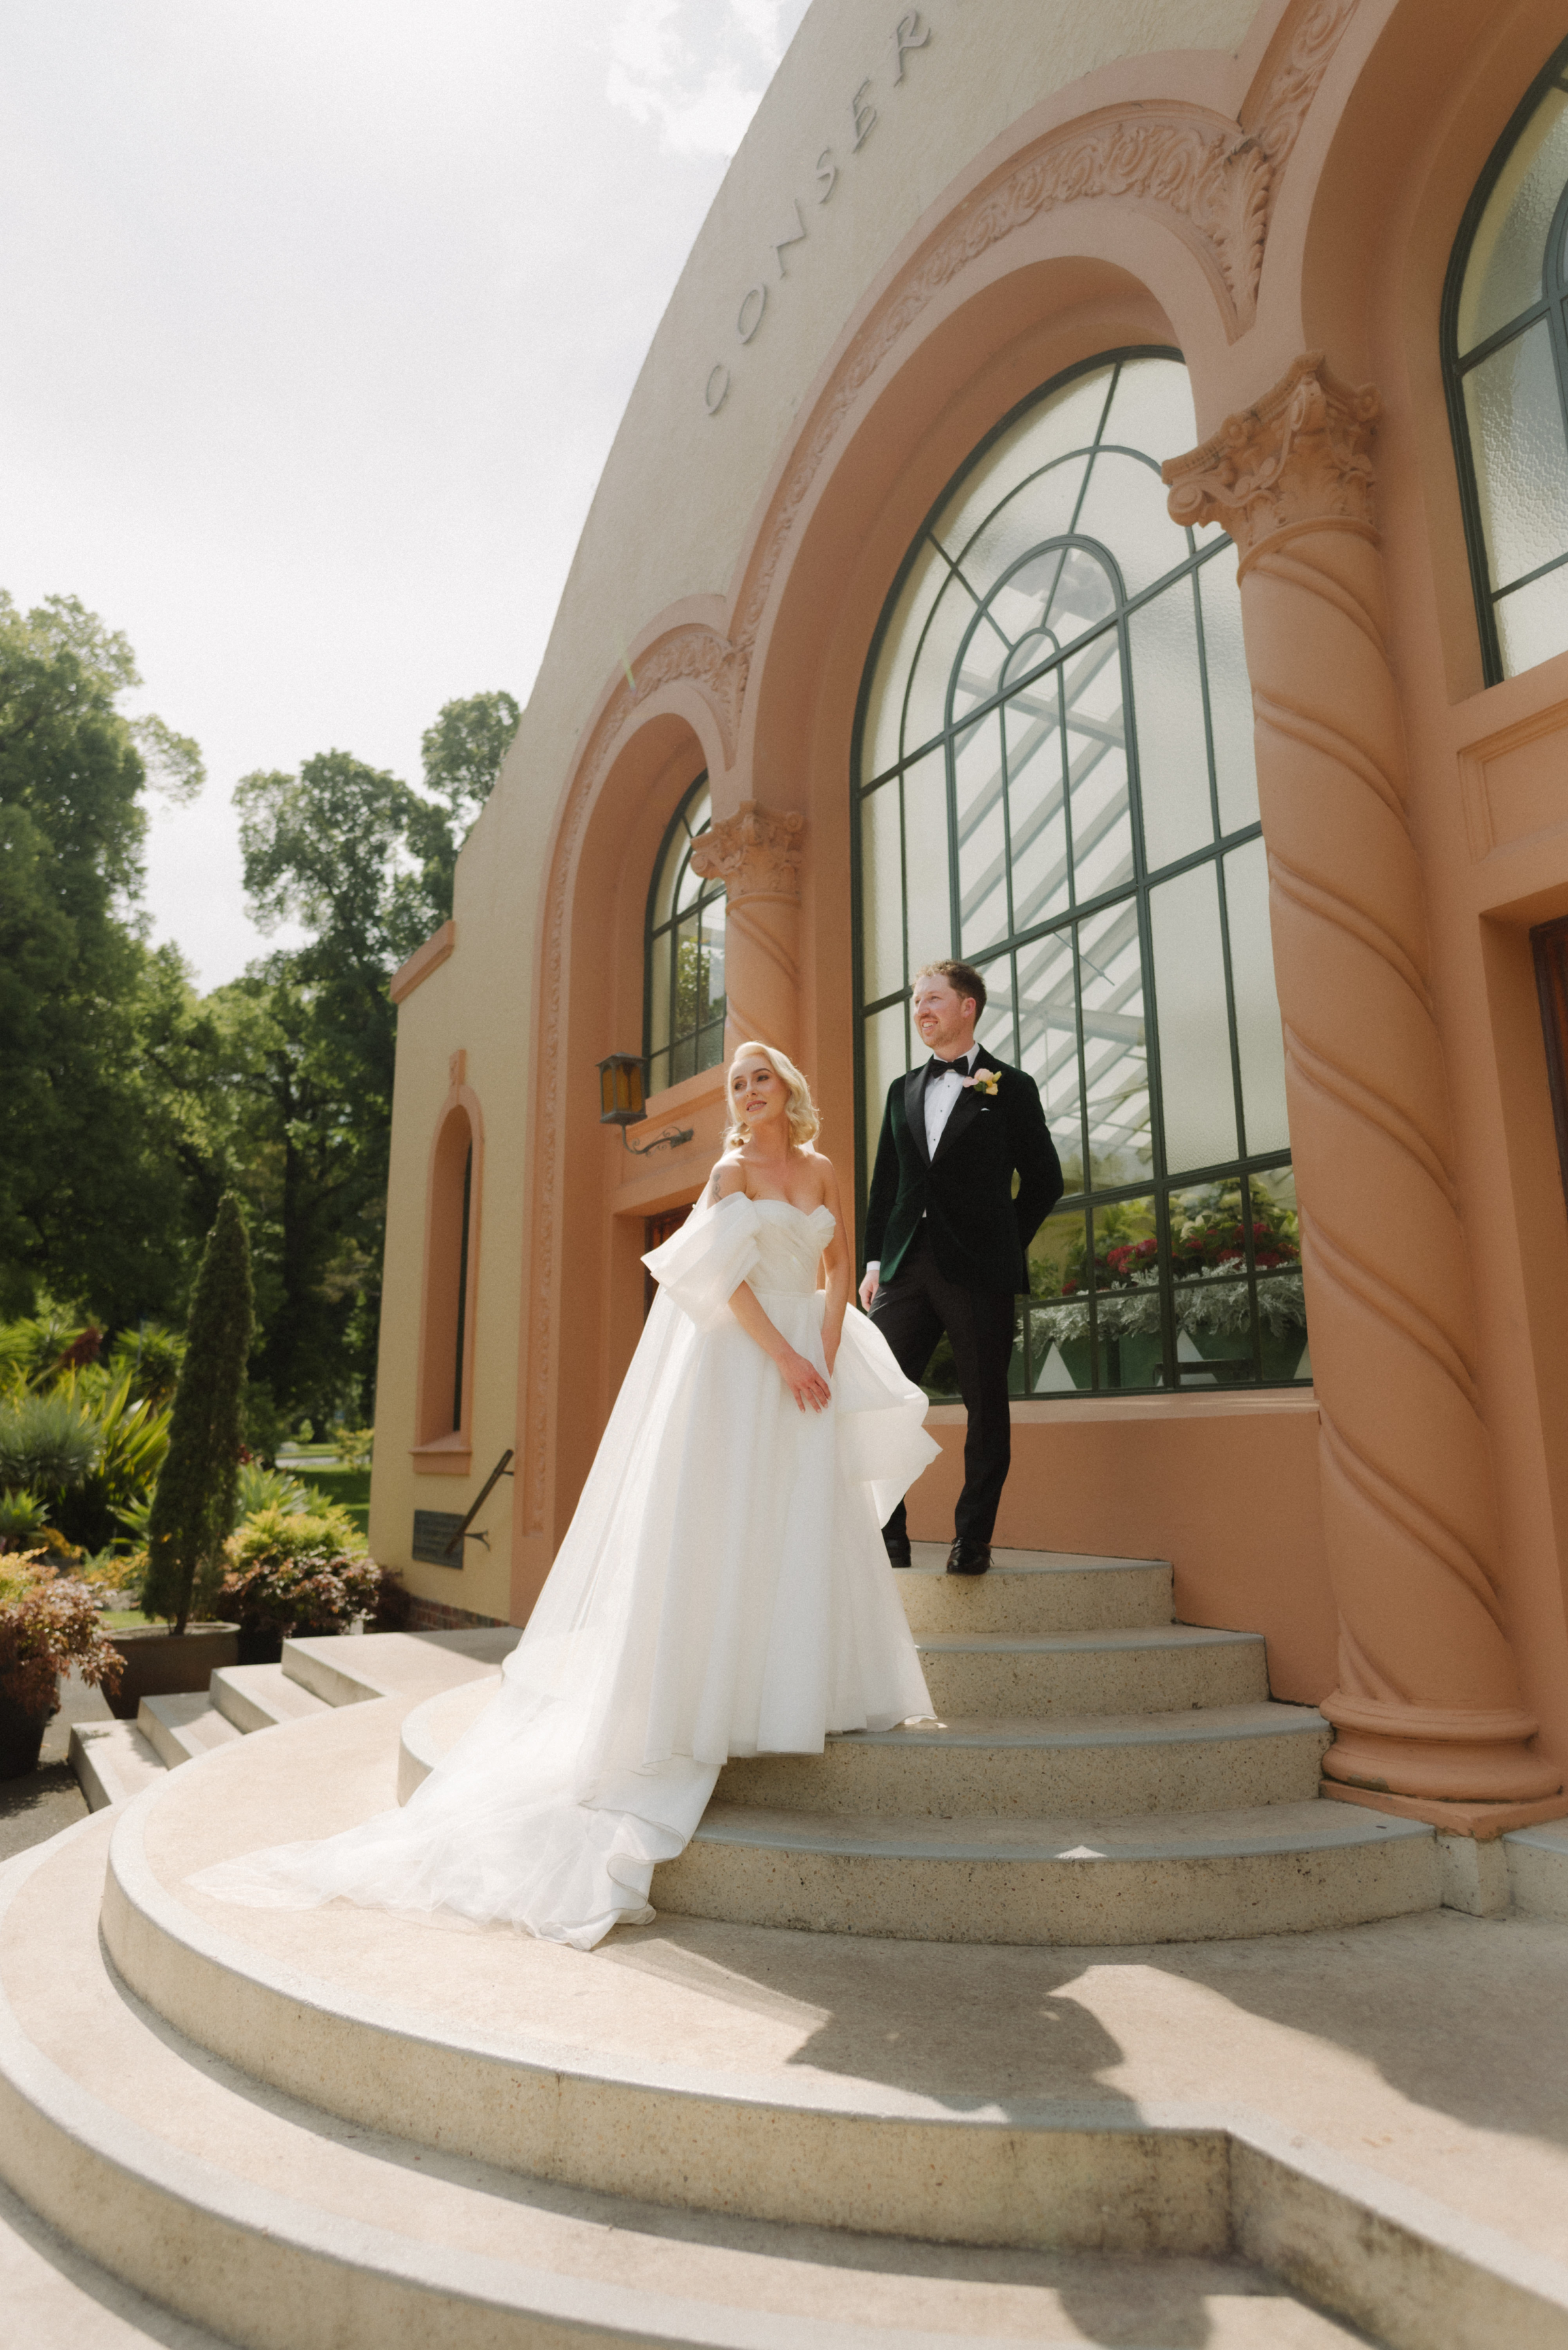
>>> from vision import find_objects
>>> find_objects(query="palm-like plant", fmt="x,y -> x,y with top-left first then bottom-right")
0,1394 -> 101,1491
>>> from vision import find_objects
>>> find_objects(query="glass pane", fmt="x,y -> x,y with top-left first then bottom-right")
1015,925 -> 1083,1193
698,893 -> 726,1033
1222,838 -> 1289,1155
1064,634 -> 1132,904
1035,544 -> 1117,662
862,538 -> 948,782
1100,353 -> 1198,471
1250,1165 -> 1311,1380
860,780 -> 904,1004
648,918 -> 672,1059
1026,1202 -> 1092,1393
902,570 -> 979,759
675,846 -> 701,914
1463,319 -> 1568,590
1458,84 -> 1568,351
932,367 -> 1112,557
1078,901 -> 1151,1187
862,1001 -> 910,1203
949,608 -> 1011,727
901,745 -> 952,969
1002,687 -> 1069,933
1130,576 -> 1213,874
1169,1178 -> 1256,1387
1198,552 -> 1260,834
1495,558 -> 1568,674
956,457 -> 1090,605
1149,861 -> 1238,1174
1092,1195 -> 1163,1390
954,710 -> 1009,956
1074,448 -> 1190,595
976,961 -> 1018,1063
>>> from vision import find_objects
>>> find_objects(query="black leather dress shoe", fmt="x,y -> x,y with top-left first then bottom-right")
883,1533 -> 913,1569
946,1540 -> 991,1576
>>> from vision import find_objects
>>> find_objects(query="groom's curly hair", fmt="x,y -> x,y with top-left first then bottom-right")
913,958 -> 987,1017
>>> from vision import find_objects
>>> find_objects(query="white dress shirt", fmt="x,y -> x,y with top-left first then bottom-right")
923,1045 -> 978,1159
866,1048 -> 978,1278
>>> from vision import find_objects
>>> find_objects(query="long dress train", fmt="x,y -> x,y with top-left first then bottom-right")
188,1196 -> 938,1949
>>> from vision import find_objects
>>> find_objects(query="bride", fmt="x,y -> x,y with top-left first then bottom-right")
191,1042 -> 938,1950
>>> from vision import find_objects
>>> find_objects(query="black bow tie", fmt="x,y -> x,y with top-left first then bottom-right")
929,1055 -> 970,1074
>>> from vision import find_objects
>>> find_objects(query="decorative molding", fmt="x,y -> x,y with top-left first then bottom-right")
689,801 -> 805,902
389,919 -> 455,1004
1162,350 -> 1379,562
733,0 -> 1359,649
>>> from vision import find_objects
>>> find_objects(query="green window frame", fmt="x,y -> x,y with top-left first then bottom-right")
644,773 -> 726,1096
852,349 -> 1309,1398
1444,34 -> 1568,684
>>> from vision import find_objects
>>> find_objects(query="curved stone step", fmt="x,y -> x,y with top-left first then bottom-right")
896,1547 -> 1172,1638
654,1798 -> 1437,1945
0,1804 -> 1394,2350
716,1704 -> 1331,1819
916,1624 -> 1268,1718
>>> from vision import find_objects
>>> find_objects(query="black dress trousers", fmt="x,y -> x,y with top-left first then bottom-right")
870,1227 -> 1016,1546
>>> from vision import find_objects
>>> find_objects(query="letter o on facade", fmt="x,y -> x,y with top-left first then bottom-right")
736,284 -> 767,345
704,363 -> 730,416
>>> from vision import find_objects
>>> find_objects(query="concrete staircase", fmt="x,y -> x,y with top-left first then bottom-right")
404,1546 -> 1437,1946
3,1553 -> 1568,2348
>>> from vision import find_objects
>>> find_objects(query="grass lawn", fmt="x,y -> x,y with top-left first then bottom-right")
299,1465 -> 370,1538
101,1608 -> 157,1630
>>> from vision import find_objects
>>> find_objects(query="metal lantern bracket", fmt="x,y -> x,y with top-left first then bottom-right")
596,1050 -> 693,1155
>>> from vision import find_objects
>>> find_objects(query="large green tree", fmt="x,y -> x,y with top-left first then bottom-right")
0,594 -> 206,1322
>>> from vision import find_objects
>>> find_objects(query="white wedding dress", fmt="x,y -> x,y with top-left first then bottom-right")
190,1195 -> 938,1949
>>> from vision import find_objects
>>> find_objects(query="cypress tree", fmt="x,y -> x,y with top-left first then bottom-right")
142,1195 -> 254,1634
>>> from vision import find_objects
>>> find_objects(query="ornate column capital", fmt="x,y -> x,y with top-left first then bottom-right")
689,801 -> 804,903
1162,352 -> 1381,569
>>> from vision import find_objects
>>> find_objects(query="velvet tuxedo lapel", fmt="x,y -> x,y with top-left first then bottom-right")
903,1065 -> 930,1166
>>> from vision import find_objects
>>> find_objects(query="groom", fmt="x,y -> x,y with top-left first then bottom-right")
860,959 -> 1062,1576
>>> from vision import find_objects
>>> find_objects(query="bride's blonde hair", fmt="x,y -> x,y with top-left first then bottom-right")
724,1042 -> 821,1150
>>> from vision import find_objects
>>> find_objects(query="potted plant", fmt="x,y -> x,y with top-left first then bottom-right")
107,1197 -> 253,1715
0,1553 -> 123,1778
220,1506 -> 385,1664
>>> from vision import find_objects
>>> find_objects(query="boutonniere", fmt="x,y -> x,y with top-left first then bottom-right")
964,1068 -> 1000,1097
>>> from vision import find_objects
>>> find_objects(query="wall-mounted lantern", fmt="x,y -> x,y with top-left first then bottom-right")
596,1051 -> 694,1156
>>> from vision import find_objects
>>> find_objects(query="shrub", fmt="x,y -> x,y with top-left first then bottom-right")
0,1555 -> 123,1717
233,1463 -> 310,1524
220,1507 -> 382,1639
107,1323 -> 186,1410
144,1196 -> 255,1632
0,1393 -> 101,1491
0,1489 -> 48,1553
336,1427 -> 374,1469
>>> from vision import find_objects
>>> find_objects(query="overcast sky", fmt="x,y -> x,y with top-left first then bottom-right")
1,0 -> 809,989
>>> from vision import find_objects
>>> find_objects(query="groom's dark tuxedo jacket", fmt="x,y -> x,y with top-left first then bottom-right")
864,1050 -> 1063,1296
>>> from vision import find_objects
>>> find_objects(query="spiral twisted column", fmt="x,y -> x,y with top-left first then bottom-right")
689,801 -> 806,1062
1165,355 -> 1557,1803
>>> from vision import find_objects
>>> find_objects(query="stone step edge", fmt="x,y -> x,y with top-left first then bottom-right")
902,1547 -> 1171,1574
11,1819 -> 1561,2350
67,1720 -> 167,1812
402,1691 -> 1328,1785
136,1696 -> 243,1772
914,1625 -> 1263,1654
683,1800 -> 1428,1866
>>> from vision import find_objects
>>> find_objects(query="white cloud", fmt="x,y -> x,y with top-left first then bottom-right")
607,0 -> 809,159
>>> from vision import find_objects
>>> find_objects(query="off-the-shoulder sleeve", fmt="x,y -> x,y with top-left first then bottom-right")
642,1195 -> 762,1329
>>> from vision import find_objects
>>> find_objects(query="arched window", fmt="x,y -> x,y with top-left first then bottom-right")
415,1099 -> 480,1458
1445,37 -> 1568,682
853,350 -> 1307,1396
644,773 -> 725,1095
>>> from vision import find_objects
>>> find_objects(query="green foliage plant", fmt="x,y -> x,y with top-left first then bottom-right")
233,1462 -> 309,1523
0,1391 -> 101,1491
108,1322 -> 186,1409
0,1489 -> 48,1551
0,1554 -> 123,1718
144,1196 -> 255,1633
335,1426 -> 374,1469
221,1505 -> 378,1638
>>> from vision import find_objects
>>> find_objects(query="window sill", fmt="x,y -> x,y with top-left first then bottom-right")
411,1432 -> 472,1476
